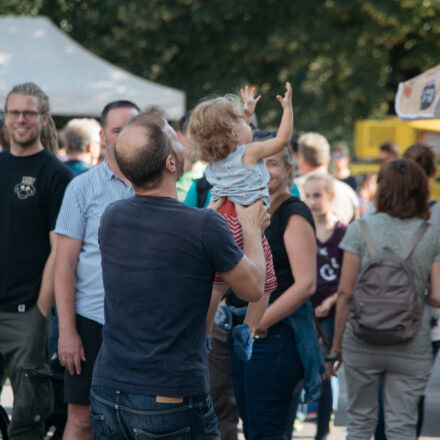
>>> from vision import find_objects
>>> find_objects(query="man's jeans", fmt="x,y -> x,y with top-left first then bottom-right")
90,385 -> 219,440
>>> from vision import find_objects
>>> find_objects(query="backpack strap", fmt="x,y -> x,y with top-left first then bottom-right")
400,221 -> 429,261
269,192 -> 293,218
360,220 -> 377,256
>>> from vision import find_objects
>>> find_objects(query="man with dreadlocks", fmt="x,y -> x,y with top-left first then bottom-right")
0,82 -> 72,439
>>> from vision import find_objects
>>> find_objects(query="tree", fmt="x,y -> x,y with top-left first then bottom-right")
2,0 -> 439,143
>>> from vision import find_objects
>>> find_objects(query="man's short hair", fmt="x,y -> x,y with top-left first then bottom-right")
114,117 -> 171,190
298,132 -> 330,167
178,112 -> 191,134
100,100 -> 141,128
63,118 -> 101,153
379,141 -> 400,158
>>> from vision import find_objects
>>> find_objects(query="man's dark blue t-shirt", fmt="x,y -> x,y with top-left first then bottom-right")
92,195 -> 243,397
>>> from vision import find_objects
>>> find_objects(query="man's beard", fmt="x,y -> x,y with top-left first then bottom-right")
10,132 -> 40,149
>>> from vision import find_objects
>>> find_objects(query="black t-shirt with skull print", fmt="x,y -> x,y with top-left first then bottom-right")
0,149 -> 72,312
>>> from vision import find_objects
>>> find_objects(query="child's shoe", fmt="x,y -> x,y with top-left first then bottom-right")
232,324 -> 254,361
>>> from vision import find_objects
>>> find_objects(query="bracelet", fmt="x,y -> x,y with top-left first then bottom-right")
331,347 -> 342,355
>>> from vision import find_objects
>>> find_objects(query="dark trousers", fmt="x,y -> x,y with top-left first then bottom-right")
315,316 -> 335,440
90,385 -> 220,440
228,323 -> 303,440
0,304 -> 53,440
208,324 -> 239,440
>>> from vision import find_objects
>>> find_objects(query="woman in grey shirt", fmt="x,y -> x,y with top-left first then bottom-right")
331,159 -> 440,440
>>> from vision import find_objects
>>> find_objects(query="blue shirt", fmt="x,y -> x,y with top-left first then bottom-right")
54,161 -> 133,324
93,196 -> 243,396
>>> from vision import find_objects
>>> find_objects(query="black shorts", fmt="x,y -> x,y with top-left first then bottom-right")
64,314 -> 103,405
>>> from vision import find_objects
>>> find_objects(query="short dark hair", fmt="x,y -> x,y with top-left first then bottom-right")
100,100 -> 140,128
114,117 -> 171,190
376,159 -> 429,220
178,112 -> 192,133
403,143 -> 436,177
379,141 -> 400,157
289,132 -> 305,154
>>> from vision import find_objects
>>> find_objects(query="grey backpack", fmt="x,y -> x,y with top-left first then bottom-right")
349,220 -> 428,345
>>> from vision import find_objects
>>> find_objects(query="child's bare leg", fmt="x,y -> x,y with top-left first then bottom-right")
207,284 -> 228,338
233,293 -> 271,362
244,293 -> 271,336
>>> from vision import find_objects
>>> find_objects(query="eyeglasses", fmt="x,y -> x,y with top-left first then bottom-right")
5,110 -> 42,121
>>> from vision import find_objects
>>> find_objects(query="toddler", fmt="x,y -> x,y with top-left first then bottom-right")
190,83 -> 293,360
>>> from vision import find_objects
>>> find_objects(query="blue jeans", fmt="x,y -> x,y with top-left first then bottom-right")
90,385 -> 219,440
315,316 -> 335,440
228,323 -> 304,440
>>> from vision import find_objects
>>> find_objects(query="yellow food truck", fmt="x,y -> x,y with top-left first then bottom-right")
352,118 -> 440,200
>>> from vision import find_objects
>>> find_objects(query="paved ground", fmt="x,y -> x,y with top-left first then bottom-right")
1,355 -> 440,439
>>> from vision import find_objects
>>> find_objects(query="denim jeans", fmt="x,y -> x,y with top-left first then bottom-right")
228,322 -> 304,440
315,316 -> 335,440
90,385 -> 219,440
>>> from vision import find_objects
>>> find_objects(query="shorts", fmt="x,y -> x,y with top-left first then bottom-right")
214,199 -> 277,294
64,314 -> 103,405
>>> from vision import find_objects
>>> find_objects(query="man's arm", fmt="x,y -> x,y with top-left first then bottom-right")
36,231 -> 57,318
220,201 -> 269,302
55,234 -> 85,375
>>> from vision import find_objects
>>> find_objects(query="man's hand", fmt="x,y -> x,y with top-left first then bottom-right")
58,329 -> 86,375
241,85 -> 261,121
235,199 -> 270,234
276,82 -> 292,110
208,197 -> 226,212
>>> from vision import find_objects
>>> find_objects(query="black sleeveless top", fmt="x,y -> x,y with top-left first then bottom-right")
226,196 -> 314,307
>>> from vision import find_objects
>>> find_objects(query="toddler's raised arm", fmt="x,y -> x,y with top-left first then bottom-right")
243,82 -> 293,166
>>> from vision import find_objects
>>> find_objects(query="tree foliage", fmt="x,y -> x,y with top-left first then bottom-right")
2,0 -> 439,142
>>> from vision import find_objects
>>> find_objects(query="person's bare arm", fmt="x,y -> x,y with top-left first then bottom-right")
244,293 -> 271,336
427,261 -> 440,307
243,82 -> 293,166
315,293 -> 338,318
36,231 -> 57,318
55,234 -> 85,375
206,284 -> 228,337
220,201 -> 269,303
331,251 -> 360,368
256,214 -> 316,332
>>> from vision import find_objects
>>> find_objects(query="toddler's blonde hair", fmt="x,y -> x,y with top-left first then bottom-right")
189,95 -> 244,162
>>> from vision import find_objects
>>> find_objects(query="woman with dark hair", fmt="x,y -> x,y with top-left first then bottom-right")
226,147 -> 325,440
331,159 -> 440,439
403,143 -> 440,224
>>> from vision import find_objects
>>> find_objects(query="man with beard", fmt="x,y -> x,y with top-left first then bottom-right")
0,82 -> 72,440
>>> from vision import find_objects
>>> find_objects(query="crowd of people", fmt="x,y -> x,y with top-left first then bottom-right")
0,80 -> 439,440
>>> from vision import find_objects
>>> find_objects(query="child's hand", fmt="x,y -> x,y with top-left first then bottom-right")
241,85 -> 261,119
276,82 -> 292,110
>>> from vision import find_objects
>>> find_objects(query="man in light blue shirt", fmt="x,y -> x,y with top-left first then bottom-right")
54,100 -> 140,440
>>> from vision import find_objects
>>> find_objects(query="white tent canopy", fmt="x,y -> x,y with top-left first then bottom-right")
0,16 -> 185,119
